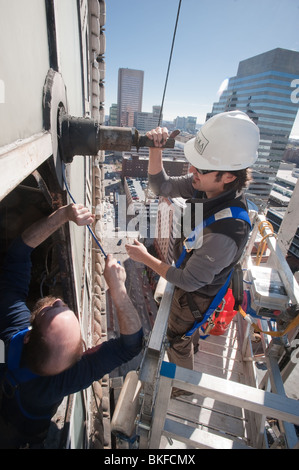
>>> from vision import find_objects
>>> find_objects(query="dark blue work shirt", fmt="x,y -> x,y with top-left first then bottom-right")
0,237 -> 143,441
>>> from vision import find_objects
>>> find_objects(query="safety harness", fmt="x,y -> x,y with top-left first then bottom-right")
4,328 -> 37,384
1,328 -> 51,420
175,206 -> 251,339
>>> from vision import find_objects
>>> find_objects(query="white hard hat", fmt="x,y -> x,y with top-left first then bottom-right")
184,110 -> 260,171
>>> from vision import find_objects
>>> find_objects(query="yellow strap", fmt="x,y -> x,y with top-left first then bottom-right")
242,220 -> 299,336
238,307 -> 299,338
255,221 -> 276,266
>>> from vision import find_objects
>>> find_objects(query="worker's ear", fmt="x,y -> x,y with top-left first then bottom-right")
23,331 -> 31,344
223,172 -> 237,184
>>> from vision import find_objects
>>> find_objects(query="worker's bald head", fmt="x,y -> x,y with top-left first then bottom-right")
23,296 -> 83,376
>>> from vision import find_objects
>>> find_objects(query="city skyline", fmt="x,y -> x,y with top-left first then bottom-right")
104,0 -> 299,136
208,48 -> 299,207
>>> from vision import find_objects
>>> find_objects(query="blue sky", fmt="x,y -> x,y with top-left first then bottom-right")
104,0 -> 299,136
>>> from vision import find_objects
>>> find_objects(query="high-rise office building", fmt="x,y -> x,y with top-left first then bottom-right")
117,68 -> 144,127
174,116 -> 197,134
134,106 -> 162,132
208,48 -> 299,208
109,103 -> 118,126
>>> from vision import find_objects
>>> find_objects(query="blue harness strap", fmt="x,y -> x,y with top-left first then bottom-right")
3,329 -> 51,420
175,206 -> 251,338
6,328 -> 38,386
176,206 -> 251,269
183,270 -> 233,338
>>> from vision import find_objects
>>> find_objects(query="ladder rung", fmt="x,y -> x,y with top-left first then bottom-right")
163,418 -> 252,449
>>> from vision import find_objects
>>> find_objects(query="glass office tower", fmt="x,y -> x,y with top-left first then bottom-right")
208,48 -> 299,209
117,68 -> 144,127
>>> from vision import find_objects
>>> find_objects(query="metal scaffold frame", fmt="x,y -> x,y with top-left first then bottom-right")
112,186 -> 299,450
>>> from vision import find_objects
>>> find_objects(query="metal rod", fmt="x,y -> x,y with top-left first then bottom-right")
58,113 -> 177,163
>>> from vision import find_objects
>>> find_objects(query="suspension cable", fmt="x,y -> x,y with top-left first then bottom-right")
158,0 -> 182,126
62,164 -> 107,258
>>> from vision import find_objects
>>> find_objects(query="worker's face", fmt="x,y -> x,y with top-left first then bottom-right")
189,166 -> 236,198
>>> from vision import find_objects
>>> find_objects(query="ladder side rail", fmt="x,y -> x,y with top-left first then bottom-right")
238,313 -> 278,448
256,214 -> 299,305
237,315 -> 264,447
139,281 -> 174,384
275,177 -> 299,259
138,282 -> 174,448
148,374 -> 173,449
241,212 -> 261,268
280,351 -> 299,383
255,376 -> 273,448
138,280 -> 174,391
238,312 -> 298,448
146,281 -> 174,353
266,355 -> 299,449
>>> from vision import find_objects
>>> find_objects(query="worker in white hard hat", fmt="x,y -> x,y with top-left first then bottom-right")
126,111 -> 260,393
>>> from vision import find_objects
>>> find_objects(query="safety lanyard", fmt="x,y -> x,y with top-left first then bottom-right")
183,270 -> 233,337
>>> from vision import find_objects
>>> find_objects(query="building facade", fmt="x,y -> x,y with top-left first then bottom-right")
209,48 -> 299,209
109,103 -> 118,126
134,105 -> 161,132
173,116 -> 197,134
117,68 -> 144,127
0,0 -> 109,449
121,147 -> 189,179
